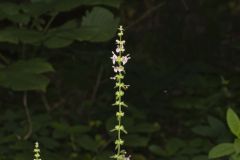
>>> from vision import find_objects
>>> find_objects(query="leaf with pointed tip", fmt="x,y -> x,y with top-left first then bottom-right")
209,143 -> 234,159
227,108 -> 240,138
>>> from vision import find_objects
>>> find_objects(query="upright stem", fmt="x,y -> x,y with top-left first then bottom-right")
110,26 -> 131,160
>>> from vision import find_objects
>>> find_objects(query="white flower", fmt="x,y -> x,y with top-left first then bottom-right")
116,40 -> 126,45
121,54 -> 131,65
111,52 -> 118,64
119,25 -> 124,31
116,45 -> 125,53
112,66 -> 124,73
110,76 -> 116,80
125,155 -> 131,160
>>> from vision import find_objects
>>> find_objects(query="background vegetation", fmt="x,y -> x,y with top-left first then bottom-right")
0,0 -> 240,160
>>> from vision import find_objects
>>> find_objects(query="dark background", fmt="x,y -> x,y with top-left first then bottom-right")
0,0 -> 239,160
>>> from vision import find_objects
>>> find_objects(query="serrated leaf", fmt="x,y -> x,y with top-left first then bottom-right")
208,143 -> 234,159
76,7 -> 119,42
227,108 -> 240,137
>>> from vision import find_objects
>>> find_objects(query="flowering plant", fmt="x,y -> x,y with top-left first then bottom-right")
110,26 -> 131,160
33,142 -> 41,160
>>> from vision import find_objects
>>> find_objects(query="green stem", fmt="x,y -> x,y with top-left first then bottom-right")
117,34 -> 123,158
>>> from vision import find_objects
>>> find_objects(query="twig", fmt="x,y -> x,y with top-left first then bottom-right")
0,52 -> 9,64
43,13 -> 57,33
23,91 -> 32,140
181,0 -> 189,11
126,2 -> 165,30
41,93 -> 51,112
90,65 -> 104,104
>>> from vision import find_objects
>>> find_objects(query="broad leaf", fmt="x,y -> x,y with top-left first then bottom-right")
0,28 -> 43,44
53,0 -> 122,12
0,58 -> 54,91
208,143 -> 234,159
77,7 -> 119,42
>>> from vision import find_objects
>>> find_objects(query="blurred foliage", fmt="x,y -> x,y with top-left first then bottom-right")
209,108 -> 240,160
1,0 -> 240,160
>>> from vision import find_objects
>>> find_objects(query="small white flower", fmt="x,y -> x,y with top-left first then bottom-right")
112,66 -> 124,73
111,52 -> 118,64
116,47 -> 120,53
116,40 -> 126,45
119,25 -> 124,31
125,155 -> 131,160
110,76 -> 116,80
122,54 -> 131,65
116,46 -> 125,53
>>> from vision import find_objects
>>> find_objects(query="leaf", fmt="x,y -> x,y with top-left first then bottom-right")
227,108 -> 240,137
129,122 -> 160,133
77,135 -> 98,152
208,116 -> 226,132
69,125 -> 91,134
149,145 -> 166,156
208,143 -> 234,159
192,125 -> 214,137
166,138 -> 186,155
76,7 -> 119,42
192,155 -> 208,160
38,137 -> 59,149
234,139 -> 240,154
9,58 -> 54,74
52,0 -> 122,12
0,28 -> 43,44
0,58 -> 54,91
44,36 -> 73,48
124,134 -> 149,147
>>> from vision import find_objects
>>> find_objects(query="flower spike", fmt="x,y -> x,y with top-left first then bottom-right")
110,25 -> 131,160
33,142 -> 42,160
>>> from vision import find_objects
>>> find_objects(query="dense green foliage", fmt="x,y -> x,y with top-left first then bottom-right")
209,108 -> 240,160
1,0 -> 240,160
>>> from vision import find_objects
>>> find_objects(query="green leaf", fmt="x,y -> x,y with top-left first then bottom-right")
192,125 -> 214,137
44,36 -> 73,48
53,0 -> 122,12
0,28 -> 43,44
166,138 -> 186,155
0,58 -> 54,91
129,122 -> 160,133
9,58 -> 54,74
77,135 -> 98,152
76,7 -> 119,42
149,145 -> 166,156
208,143 -> 234,159
227,108 -> 240,137
234,139 -> 240,154
124,134 -> 149,147
38,137 -> 59,149
192,155 -> 208,160
69,125 -> 91,134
